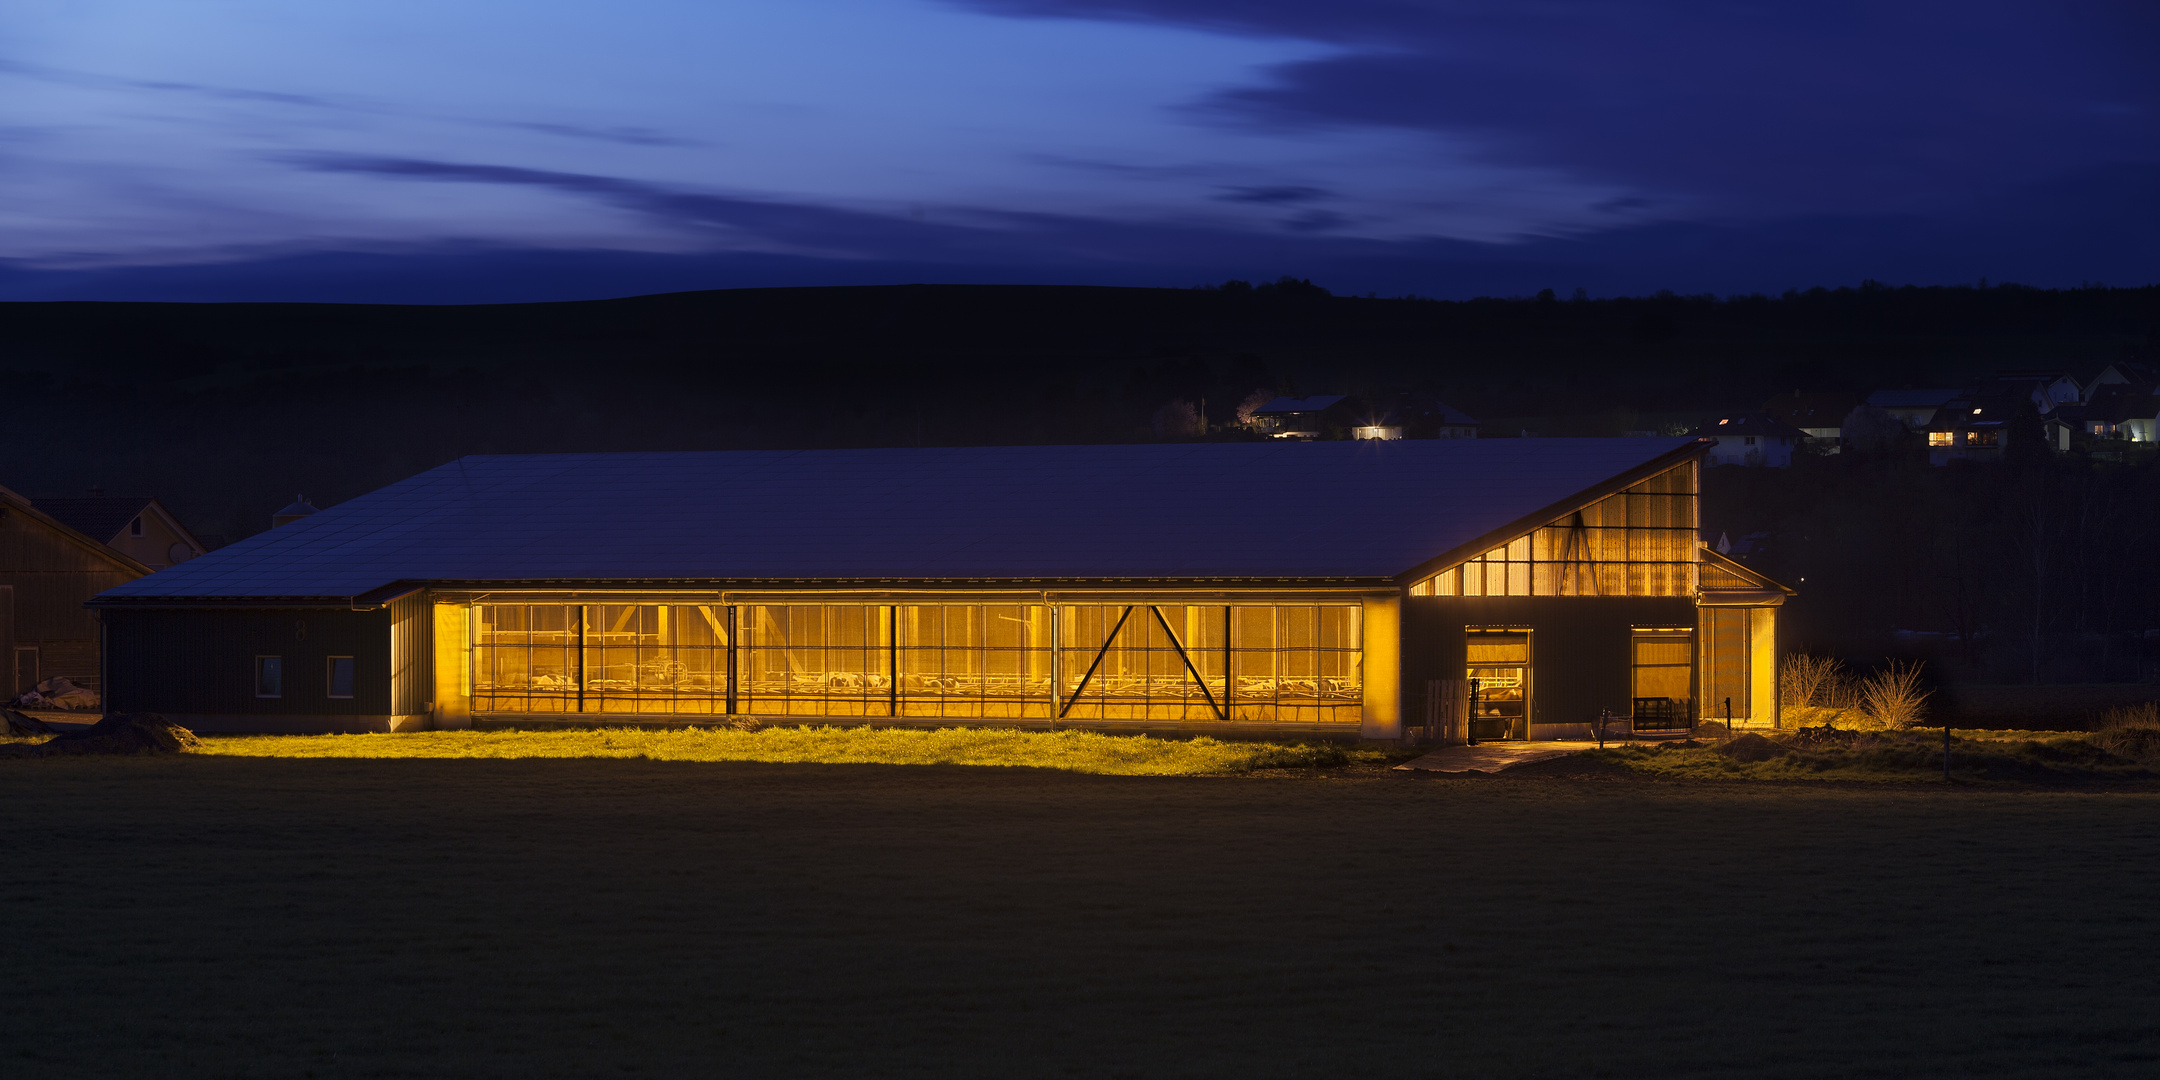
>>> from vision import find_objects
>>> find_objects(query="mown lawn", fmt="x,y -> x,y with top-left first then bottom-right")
4,754 -> 2159,1078
192,726 -> 1383,774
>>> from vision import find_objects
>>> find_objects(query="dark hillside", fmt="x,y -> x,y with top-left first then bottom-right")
2,280 -> 2155,546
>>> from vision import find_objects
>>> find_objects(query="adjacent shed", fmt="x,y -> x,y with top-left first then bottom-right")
1,484 -> 152,700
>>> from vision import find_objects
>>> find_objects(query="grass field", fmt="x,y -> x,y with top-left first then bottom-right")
5,755 -> 2159,1078
102,723 -> 2160,787
187,726 -> 1376,775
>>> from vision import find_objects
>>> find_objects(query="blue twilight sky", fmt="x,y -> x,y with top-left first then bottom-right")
1,0 -> 2154,302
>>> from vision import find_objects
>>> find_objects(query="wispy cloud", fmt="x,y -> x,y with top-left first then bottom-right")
0,55 -> 697,149
1214,184 -> 1329,204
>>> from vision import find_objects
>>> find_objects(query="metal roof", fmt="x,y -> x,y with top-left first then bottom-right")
95,439 -> 1705,601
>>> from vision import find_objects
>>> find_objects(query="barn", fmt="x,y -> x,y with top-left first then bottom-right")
90,439 -> 1790,739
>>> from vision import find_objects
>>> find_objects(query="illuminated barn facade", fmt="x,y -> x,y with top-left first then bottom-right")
92,440 -> 1788,739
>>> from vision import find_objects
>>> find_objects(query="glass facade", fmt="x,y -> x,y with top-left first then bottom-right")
1630,629 -> 1694,718
1059,604 -> 1362,724
1701,607 -> 1751,721
741,604 -> 891,717
898,604 -> 1054,719
1409,462 -> 1698,597
473,603 -> 733,714
470,600 -> 1362,725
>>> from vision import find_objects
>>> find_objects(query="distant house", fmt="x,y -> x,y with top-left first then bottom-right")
1920,395 -> 2028,464
2081,360 -> 2158,401
1353,393 -> 1480,440
34,495 -> 208,570
1763,391 -> 1861,453
2047,384 -> 2160,450
1991,369 -> 2085,410
1250,393 -> 1479,441
1866,389 -> 1966,430
1248,395 -> 1351,439
1409,400 -> 1480,440
0,485 -> 158,705
1688,415 -> 1804,467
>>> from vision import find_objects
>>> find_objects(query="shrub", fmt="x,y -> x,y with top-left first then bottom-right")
2094,702 -> 2160,761
1779,653 -> 1843,709
1859,659 -> 1931,729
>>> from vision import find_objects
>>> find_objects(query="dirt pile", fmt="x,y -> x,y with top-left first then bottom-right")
5,709 -> 58,736
0,713 -> 201,758
1717,732 -> 1791,763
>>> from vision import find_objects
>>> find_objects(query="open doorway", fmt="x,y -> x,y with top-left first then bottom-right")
1631,628 -> 1694,731
1467,629 -> 1529,741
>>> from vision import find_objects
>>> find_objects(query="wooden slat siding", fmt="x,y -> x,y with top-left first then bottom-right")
0,585 -> 13,697
1402,597 -> 1698,729
4,491 -> 150,696
1426,678 -> 1468,743
105,608 -> 396,716
387,592 -> 433,717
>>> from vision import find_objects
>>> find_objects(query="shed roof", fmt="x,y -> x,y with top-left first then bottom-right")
33,496 -> 158,544
94,439 -> 1706,602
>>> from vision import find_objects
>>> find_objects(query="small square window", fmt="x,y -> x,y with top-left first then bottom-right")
129,516 -> 144,537
326,656 -> 355,699
255,656 -> 283,698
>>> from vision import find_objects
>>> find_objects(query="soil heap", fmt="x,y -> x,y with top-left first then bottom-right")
0,713 -> 201,758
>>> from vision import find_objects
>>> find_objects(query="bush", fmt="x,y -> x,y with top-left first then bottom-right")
2094,702 -> 2160,762
1859,659 -> 1931,729
1779,653 -> 1842,709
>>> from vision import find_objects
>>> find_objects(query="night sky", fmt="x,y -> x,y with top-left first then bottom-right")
4,1 -> 2154,302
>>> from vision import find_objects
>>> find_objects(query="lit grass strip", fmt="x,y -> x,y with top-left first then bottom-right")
194,726 -> 1355,776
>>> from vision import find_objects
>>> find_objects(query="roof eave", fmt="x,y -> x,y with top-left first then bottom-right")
1,490 -> 155,578
88,574 -> 1407,608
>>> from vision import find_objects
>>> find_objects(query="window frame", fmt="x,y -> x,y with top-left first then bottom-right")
325,655 -> 355,700
254,655 -> 283,699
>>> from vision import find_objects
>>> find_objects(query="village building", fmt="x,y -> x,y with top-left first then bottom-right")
90,440 -> 1792,740
1247,395 -> 1353,439
1866,388 -> 1966,430
2047,384 -> 2160,450
1688,415 -> 1805,467
1252,394 -> 1480,441
33,494 -> 208,571
1920,395 -> 2025,464
1762,391 -> 1861,453
0,485 -> 158,704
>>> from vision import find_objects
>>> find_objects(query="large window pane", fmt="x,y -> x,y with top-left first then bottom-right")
1408,462 -> 1699,598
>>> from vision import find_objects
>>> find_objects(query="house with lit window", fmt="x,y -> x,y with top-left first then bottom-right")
1688,415 -> 1804,467
2047,385 -> 2160,450
89,439 -> 1792,740
1247,395 -> 1353,439
1921,396 -> 2017,464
